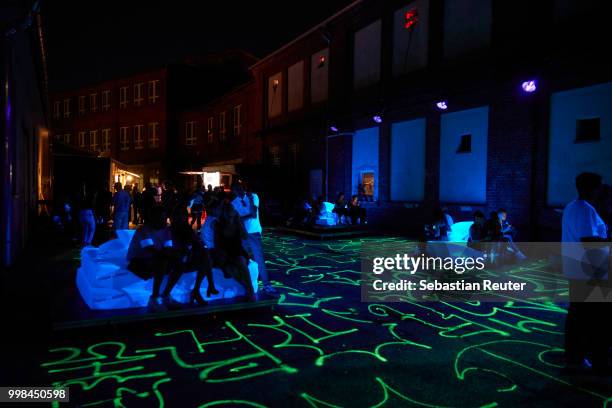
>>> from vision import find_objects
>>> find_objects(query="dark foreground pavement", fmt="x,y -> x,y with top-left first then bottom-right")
3,230 -> 611,407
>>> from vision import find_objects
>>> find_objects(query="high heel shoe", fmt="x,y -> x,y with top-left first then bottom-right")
189,291 -> 207,306
206,286 -> 219,297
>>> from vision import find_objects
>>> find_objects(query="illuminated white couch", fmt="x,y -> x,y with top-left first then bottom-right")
315,202 -> 339,226
76,230 -> 258,310
426,221 -> 482,258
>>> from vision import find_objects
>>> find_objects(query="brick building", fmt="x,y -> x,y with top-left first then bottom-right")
238,0 -> 612,238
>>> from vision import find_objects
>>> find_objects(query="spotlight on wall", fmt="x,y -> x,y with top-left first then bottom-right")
436,101 -> 448,110
330,125 -> 338,132
372,115 -> 383,124
521,80 -> 537,93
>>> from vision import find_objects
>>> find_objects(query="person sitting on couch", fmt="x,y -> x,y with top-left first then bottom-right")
127,206 -> 182,312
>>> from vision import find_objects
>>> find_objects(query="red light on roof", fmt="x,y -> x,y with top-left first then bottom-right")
404,9 -> 419,31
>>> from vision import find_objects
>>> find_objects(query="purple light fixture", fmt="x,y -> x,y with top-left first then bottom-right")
330,125 -> 338,132
436,101 -> 448,110
372,115 -> 383,124
521,80 -> 537,93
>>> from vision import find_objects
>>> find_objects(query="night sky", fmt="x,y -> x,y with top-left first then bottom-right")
42,0 -> 355,91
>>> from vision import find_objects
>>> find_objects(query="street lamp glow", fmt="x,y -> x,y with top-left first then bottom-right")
522,80 -> 537,93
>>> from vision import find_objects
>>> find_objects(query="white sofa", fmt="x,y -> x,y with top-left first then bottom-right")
76,230 -> 258,310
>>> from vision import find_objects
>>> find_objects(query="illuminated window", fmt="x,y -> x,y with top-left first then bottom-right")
78,96 -> 86,115
575,118 -> 600,142
133,124 -> 144,149
78,131 -> 87,148
63,99 -> 71,118
207,117 -> 214,143
120,127 -> 129,150
456,134 -> 472,153
90,130 -> 98,151
185,121 -> 197,146
90,93 -> 98,113
361,172 -> 375,197
233,105 -> 242,136
102,128 -> 111,152
119,86 -> 128,108
101,90 -> 111,111
134,83 -> 144,106
148,122 -> 159,148
219,112 -> 226,141
148,80 -> 159,103
53,101 -> 60,119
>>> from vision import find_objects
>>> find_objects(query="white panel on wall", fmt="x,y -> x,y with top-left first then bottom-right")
392,0 -> 429,76
547,82 -> 612,206
353,20 -> 382,90
267,72 -> 283,118
443,0 -> 491,59
439,106 -> 489,203
352,127 -> 380,199
391,119 -> 426,201
288,61 -> 304,112
311,48 -> 329,104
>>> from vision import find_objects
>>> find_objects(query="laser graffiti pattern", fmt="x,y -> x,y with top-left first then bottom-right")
41,233 -> 612,407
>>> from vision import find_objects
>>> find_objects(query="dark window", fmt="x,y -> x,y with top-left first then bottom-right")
457,134 -> 472,153
575,118 -> 600,142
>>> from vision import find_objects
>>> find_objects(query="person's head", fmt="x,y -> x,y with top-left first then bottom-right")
207,184 -> 213,192
124,184 -> 131,192
133,183 -> 139,191
114,182 -> 122,192
146,206 -> 166,230
576,172 -> 603,202
231,181 -> 245,198
351,195 -> 359,205
473,210 -> 485,225
337,192 -> 345,201
497,208 -> 507,222
145,182 -> 152,190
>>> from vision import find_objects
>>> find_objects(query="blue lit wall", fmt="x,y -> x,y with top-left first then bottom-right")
390,118 -> 426,201
439,106 -> 489,203
352,127 -> 379,199
548,82 -> 612,206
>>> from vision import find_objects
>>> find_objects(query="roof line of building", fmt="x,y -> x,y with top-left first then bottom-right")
250,0 -> 362,70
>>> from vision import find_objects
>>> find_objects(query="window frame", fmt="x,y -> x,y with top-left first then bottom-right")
120,126 -> 130,150
185,121 -> 197,146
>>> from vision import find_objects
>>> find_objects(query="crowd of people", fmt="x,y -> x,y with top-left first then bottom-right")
289,192 -> 368,227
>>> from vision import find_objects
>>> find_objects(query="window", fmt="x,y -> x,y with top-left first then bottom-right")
185,121 -> 196,146
219,112 -> 226,141
148,80 -> 160,103
133,124 -> 144,149
102,90 -> 111,111
207,117 -> 214,143
64,133 -> 71,144
134,83 -> 144,106
90,130 -> 98,151
353,20 -> 382,89
78,96 -> 86,115
575,118 -> 600,142
288,61 -> 304,111
102,128 -> 111,152
233,105 -> 242,136
311,49 -> 329,103
53,101 -> 60,119
63,99 -> 71,118
120,127 -> 129,150
78,131 -> 87,148
120,86 -> 128,108
148,122 -> 159,148
269,146 -> 281,166
267,73 -> 283,118
362,172 -> 375,197
90,93 -> 98,113
457,134 -> 472,153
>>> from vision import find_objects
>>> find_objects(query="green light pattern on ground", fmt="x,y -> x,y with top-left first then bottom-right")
40,233 -> 611,407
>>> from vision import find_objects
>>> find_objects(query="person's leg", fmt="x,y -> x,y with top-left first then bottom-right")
247,233 -> 269,286
162,256 -> 183,298
196,213 -> 202,230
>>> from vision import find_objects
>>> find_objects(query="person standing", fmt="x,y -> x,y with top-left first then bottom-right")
112,182 -> 132,230
78,189 -> 96,247
231,181 -> 276,295
132,183 -> 142,225
94,184 -> 112,225
189,184 -> 205,231
562,172 -> 609,376
140,182 -> 157,223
